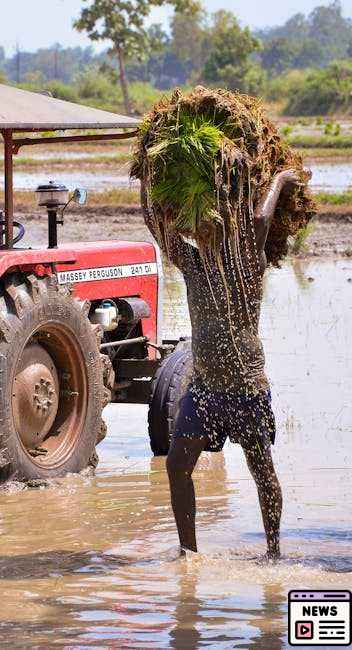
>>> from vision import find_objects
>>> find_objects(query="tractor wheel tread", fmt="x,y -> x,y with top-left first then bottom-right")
148,343 -> 192,456
0,273 -> 111,482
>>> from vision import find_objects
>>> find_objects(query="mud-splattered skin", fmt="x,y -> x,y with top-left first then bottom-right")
142,170 -> 298,559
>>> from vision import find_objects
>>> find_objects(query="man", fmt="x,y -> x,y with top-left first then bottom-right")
142,168 -> 299,559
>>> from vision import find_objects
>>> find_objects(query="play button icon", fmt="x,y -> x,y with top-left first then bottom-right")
295,621 -> 314,639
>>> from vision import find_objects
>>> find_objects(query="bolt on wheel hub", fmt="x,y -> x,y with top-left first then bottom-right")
33,377 -> 56,414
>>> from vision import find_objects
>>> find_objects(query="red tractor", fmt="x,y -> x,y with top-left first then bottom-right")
0,85 -> 191,482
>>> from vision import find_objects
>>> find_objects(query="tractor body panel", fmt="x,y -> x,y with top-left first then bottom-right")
0,240 -> 161,353
55,241 -> 160,351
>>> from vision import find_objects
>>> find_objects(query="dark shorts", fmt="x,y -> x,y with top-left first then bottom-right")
173,382 -> 276,452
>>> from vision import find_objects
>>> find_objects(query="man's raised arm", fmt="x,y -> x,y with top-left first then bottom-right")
253,169 -> 301,271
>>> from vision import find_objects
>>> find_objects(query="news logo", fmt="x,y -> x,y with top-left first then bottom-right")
288,590 -> 351,646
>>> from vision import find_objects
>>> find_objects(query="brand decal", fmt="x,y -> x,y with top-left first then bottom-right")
56,262 -> 158,285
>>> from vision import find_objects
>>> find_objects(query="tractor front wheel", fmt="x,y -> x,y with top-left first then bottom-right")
0,273 -> 113,482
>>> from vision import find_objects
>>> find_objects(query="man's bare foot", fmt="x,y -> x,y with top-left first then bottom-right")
180,546 -> 198,557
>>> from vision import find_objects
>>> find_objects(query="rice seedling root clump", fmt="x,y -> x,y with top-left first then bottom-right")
131,86 -> 316,266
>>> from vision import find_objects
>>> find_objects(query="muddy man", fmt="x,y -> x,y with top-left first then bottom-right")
142,168 -> 300,559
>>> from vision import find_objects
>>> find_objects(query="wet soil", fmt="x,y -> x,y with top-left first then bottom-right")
15,204 -> 352,260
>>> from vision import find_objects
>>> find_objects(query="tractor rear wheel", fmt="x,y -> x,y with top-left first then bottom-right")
148,342 -> 192,456
0,273 -> 113,482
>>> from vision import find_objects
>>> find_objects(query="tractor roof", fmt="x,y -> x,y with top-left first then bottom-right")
0,84 -> 140,131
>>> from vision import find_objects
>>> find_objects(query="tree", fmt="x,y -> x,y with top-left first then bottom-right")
260,38 -> 298,76
74,0 -> 197,114
283,60 -> 352,115
293,38 -> 325,69
307,1 -> 352,65
257,2 -> 352,70
202,11 -> 260,92
170,1 -> 206,81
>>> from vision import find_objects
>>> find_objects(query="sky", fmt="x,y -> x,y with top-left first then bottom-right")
1,0 -> 352,55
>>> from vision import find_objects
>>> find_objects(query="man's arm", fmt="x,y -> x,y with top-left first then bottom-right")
254,169 -> 301,271
141,184 -> 194,270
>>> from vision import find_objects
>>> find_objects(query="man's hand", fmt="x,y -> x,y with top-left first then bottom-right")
253,167 -> 309,262
277,168 -> 310,198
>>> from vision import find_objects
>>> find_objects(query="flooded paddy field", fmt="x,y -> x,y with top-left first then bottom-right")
0,155 -> 351,194
0,260 -> 350,648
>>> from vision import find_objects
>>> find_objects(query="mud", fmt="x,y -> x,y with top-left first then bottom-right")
15,205 -> 352,260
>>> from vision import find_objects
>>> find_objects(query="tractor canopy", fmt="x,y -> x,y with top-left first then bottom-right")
0,84 -> 140,248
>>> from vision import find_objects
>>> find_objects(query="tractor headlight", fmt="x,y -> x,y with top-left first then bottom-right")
35,181 -> 69,208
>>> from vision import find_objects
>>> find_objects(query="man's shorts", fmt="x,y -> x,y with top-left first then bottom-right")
173,382 -> 276,452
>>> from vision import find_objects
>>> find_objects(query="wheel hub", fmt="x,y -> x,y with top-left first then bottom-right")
33,377 -> 56,414
12,344 -> 59,449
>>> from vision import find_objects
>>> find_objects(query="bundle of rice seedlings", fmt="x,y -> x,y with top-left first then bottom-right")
131,86 -> 316,266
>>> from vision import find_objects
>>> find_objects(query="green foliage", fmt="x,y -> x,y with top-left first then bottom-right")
128,82 -> 164,114
149,112 -> 224,232
74,0 -> 198,112
258,1 -> 352,71
75,0 -> 158,59
170,1 -> 206,79
2,2 -> 352,118
260,38 -> 298,76
17,78 -> 79,102
76,67 -> 113,100
78,76 -> 163,114
316,190 -> 352,205
288,134 -> 352,148
283,60 -> 352,115
282,125 -> 293,137
291,223 -> 315,254
4,44 -> 96,85
45,80 -> 79,102
202,11 -> 261,92
265,69 -> 308,103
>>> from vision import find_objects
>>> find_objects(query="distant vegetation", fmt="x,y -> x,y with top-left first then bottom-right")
0,0 -> 352,116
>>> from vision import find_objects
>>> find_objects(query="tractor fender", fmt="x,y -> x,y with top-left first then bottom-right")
0,248 -> 76,279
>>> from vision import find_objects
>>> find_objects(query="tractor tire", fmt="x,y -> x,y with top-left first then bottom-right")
0,273 -> 114,482
148,341 -> 192,456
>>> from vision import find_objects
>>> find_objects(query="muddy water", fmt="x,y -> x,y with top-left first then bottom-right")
7,169 -> 137,191
309,161 -> 352,193
0,260 -> 351,648
2,161 -> 352,193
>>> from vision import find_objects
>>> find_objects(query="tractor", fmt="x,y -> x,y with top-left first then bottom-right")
0,84 -> 191,482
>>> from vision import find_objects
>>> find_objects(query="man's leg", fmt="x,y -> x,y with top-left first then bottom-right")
166,435 -> 209,552
243,443 -> 282,559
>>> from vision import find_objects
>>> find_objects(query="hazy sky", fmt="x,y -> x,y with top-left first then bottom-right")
2,0 -> 352,55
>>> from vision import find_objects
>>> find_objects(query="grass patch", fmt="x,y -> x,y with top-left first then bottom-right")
8,152 -> 132,169
291,223 -> 316,254
315,191 -> 352,205
288,134 -> 352,149
298,147 -> 352,161
0,187 -> 140,209
88,188 -> 139,206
